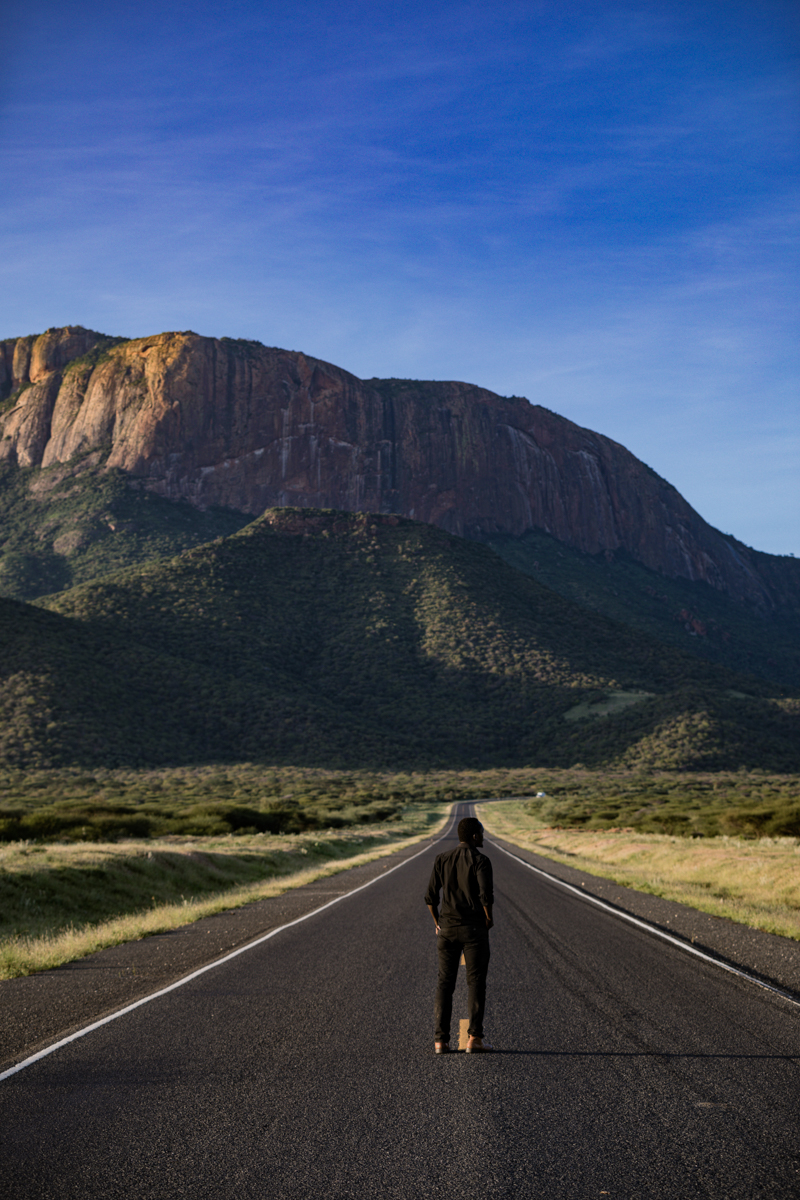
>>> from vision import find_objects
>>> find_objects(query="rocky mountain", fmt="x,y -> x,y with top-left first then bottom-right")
2,326 -> 798,615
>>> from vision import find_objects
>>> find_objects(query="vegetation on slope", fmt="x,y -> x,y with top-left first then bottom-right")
0,507 -> 795,774
487,528 -> 800,690
0,461 -> 250,601
2,450 -> 798,701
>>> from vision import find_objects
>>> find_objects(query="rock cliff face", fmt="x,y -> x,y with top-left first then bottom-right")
0,327 -> 105,395
1,327 -> 794,610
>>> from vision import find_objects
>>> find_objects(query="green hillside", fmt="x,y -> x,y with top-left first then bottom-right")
487,528 -> 800,690
3,458 -> 799,700
0,507 -> 795,773
0,461 -> 250,601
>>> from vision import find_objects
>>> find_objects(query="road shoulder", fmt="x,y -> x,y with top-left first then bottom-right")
488,832 -> 800,997
0,835 -> 443,1071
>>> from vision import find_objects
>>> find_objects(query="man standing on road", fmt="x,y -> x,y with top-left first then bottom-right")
425,816 -> 494,1054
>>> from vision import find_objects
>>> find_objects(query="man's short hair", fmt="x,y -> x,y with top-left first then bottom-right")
458,817 -> 483,843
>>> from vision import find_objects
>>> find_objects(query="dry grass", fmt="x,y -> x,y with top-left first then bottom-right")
0,806 -> 449,979
478,800 -> 800,941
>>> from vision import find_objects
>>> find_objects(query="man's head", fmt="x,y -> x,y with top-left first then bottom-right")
458,817 -> 484,846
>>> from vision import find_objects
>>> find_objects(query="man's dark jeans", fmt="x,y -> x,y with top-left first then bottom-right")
434,923 -> 490,1042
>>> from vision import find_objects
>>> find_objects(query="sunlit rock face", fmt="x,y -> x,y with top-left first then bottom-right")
0,327 -> 104,393
0,327 -> 780,608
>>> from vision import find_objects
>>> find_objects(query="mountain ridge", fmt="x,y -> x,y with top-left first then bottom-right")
3,325 -> 797,615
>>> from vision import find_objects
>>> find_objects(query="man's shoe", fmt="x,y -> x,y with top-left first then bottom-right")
434,1041 -> 450,1054
465,1036 -> 493,1053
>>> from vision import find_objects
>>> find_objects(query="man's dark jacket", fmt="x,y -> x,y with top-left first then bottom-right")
424,844 -> 494,930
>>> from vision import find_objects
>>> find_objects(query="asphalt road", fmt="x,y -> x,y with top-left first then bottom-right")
2,804 -> 799,1199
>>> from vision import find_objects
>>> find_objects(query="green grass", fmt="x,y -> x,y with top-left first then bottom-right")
0,803 -> 443,943
0,801 -> 449,978
0,767 -> 413,842
2,763 -> 798,843
58,335 -> 130,378
511,768 -> 800,838
0,764 -> 579,842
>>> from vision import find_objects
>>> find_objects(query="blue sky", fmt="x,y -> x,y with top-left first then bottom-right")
2,0 -> 798,555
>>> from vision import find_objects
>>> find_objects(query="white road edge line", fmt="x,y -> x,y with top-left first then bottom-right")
1,811 -> 459,1083
488,838 -> 800,1011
